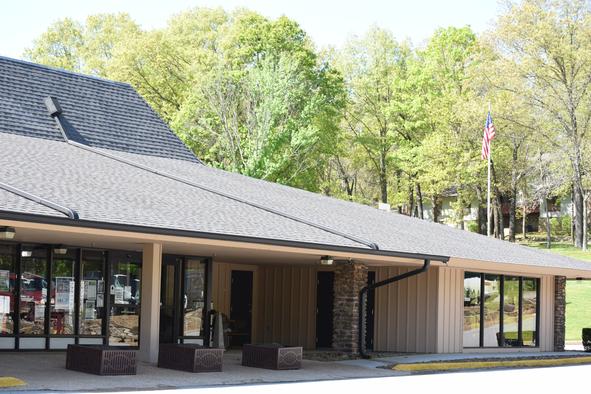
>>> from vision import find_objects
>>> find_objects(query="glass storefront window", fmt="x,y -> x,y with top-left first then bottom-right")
463,272 -> 481,347
19,247 -> 48,335
465,272 -> 539,348
109,252 -> 141,346
522,278 -> 538,346
503,276 -> 520,346
0,244 -> 16,335
79,250 -> 105,336
483,274 -> 501,347
183,258 -> 205,337
50,249 -> 76,335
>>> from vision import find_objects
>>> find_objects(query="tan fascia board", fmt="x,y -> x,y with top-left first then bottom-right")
0,218 -> 445,266
449,257 -> 591,279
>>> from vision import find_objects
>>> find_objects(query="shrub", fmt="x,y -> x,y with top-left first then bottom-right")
466,221 -> 479,233
582,328 -> 591,352
562,215 -> 572,235
550,217 -> 562,235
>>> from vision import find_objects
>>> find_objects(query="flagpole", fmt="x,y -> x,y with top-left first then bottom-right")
487,103 -> 492,237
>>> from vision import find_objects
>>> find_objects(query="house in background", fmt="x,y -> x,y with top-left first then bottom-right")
0,56 -> 590,364
422,188 -> 573,235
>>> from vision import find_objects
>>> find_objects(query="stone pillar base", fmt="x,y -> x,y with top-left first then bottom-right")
554,276 -> 566,352
332,262 -> 367,353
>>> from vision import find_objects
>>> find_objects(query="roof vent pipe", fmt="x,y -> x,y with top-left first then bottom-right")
44,96 -> 62,117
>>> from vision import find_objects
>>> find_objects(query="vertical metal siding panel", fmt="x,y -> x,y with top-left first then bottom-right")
309,267 -> 316,349
297,267 -> 305,348
375,268 -> 385,350
458,268 -> 464,352
396,267 -> 403,350
449,268 -> 455,352
425,268 -> 433,352
406,272 -> 413,352
416,272 -> 424,352
436,267 -> 444,353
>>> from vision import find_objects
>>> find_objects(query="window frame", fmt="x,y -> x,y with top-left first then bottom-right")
464,271 -> 541,349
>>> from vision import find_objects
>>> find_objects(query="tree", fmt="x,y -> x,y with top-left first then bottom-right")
25,14 -> 140,76
335,28 -> 416,204
493,0 -> 591,247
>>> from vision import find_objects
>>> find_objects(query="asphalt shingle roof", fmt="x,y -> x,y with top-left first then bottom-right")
1,56 -> 590,273
0,56 -> 197,162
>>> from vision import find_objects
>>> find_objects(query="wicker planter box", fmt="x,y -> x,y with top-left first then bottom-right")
242,344 -> 302,370
66,345 -> 137,375
158,344 -> 224,372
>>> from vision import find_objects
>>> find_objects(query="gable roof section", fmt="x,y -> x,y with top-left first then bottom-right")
0,56 -> 197,162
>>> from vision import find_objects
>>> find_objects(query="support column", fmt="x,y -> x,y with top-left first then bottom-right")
139,243 -> 162,363
553,275 -> 566,352
332,262 -> 367,353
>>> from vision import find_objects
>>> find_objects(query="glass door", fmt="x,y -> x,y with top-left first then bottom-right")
108,251 -> 141,346
160,255 -> 209,345
160,255 -> 181,343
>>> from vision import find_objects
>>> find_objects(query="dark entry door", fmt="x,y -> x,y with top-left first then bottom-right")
160,256 -> 181,343
229,270 -> 253,347
316,271 -> 334,348
365,271 -> 376,351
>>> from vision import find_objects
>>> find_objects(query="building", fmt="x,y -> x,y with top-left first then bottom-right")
423,188 -> 574,235
0,56 -> 589,363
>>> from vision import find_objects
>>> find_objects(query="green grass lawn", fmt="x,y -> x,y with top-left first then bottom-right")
527,241 -> 591,341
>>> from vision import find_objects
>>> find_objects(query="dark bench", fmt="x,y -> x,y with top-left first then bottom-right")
158,344 -> 224,372
242,344 -> 302,370
66,345 -> 137,375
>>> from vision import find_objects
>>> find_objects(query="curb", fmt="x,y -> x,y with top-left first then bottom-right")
392,356 -> 591,372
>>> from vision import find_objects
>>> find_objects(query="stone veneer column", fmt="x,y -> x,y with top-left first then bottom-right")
554,276 -> 566,352
332,262 -> 368,353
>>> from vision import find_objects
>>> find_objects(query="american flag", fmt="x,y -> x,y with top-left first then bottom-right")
481,111 -> 496,160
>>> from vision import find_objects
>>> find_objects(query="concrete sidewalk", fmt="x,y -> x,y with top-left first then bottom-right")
0,351 -> 400,392
337,350 -> 585,369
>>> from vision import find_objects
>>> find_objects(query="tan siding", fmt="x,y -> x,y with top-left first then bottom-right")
436,266 -> 463,353
254,265 -> 319,349
373,266 -> 438,353
539,275 -> 555,351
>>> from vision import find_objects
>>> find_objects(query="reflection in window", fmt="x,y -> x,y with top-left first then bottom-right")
50,249 -> 76,335
464,272 -> 539,348
0,245 -> 16,335
19,247 -> 48,335
483,274 -> 500,347
502,276 -> 520,346
463,272 -> 481,347
183,259 -> 205,337
522,278 -> 537,346
109,253 -> 141,346
79,251 -> 105,336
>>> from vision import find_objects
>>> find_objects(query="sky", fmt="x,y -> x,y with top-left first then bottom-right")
0,0 -> 500,59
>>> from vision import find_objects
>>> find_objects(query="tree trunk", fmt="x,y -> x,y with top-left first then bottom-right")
522,202 -> 527,240
572,143 -> 584,247
508,184 -> 517,242
584,192 -> 588,251
432,195 -> 441,223
573,182 -> 584,247
379,147 -> 388,204
542,196 -> 551,249
508,145 -> 519,242
416,183 -> 424,219
408,182 -> 415,217
475,186 -> 486,235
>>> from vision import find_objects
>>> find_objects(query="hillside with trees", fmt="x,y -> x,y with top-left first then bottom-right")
23,0 -> 591,249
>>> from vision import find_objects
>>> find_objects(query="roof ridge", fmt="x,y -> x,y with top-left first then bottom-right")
0,55 -> 131,88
